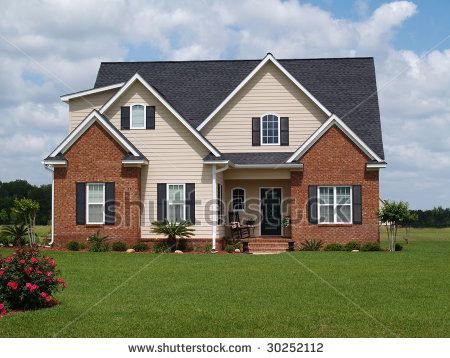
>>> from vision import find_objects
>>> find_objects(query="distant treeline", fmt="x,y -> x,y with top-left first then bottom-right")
0,180 -> 51,225
410,207 -> 450,228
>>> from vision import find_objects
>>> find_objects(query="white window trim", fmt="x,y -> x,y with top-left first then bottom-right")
166,184 -> 186,223
317,186 -> 352,224
231,187 -> 246,212
130,104 -> 146,129
86,183 -> 105,225
260,113 -> 280,146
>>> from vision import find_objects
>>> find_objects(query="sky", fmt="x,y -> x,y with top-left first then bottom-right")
0,0 -> 449,210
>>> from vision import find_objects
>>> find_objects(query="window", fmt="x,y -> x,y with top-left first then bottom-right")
87,183 -> 105,224
261,114 -> 280,145
217,183 -> 224,225
167,184 -> 185,223
130,104 -> 145,129
231,188 -> 245,211
318,186 -> 352,224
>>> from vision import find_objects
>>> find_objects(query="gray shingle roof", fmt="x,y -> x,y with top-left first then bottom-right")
94,57 -> 384,159
204,152 -> 293,165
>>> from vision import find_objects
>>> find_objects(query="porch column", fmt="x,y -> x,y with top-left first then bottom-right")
211,164 -> 217,251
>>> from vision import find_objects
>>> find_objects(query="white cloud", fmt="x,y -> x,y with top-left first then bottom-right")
0,0 -> 448,208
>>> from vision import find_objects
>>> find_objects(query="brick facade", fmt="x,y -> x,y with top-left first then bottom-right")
53,122 -> 141,246
290,125 -> 380,245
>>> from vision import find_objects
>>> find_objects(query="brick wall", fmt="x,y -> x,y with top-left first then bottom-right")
290,125 -> 380,245
53,122 -> 141,246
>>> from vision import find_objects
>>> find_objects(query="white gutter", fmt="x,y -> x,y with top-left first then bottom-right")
43,165 -> 55,247
211,165 -> 217,252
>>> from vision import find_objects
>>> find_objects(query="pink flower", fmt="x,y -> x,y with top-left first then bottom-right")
30,257 -> 38,264
26,266 -> 33,273
51,260 -> 56,268
7,281 -> 18,290
36,270 -> 43,275
0,304 -> 4,310
45,296 -> 52,303
40,292 -> 47,298
19,259 -> 26,265
0,270 -> 4,276
46,272 -> 52,277
5,257 -> 11,263
56,278 -> 67,288
25,283 -> 39,292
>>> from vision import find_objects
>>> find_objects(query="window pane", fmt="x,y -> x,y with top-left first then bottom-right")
337,205 -> 351,223
88,204 -> 103,223
261,115 -> 279,144
319,187 -> 334,204
88,183 -> 104,203
132,105 -> 145,128
319,206 -> 334,223
336,187 -> 351,204
169,184 -> 184,202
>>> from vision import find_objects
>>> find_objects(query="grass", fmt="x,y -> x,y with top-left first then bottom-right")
0,228 -> 449,338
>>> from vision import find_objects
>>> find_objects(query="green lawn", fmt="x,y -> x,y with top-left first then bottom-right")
0,228 -> 449,338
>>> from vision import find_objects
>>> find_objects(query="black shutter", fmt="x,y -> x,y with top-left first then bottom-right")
157,183 -> 167,222
252,117 -> 260,146
76,183 -> 86,225
185,183 -> 195,224
121,106 -> 130,130
280,117 -> 289,146
105,182 -> 115,225
353,185 -> 362,224
308,185 -> 318,224
146,106 -> 155,129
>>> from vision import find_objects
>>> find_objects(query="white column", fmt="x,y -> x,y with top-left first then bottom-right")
211,164 -> 217,251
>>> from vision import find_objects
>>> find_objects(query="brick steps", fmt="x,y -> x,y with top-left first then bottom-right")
247,239 -> 290,253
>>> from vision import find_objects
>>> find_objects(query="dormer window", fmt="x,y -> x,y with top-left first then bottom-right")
261,114 -> 280,145
130,104 -> 146,129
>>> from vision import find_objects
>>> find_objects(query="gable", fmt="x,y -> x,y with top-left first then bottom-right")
102,81 -> 212,162
201,61 -> 328,153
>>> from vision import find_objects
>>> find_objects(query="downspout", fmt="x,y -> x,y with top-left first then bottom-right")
44,165 -> 55,247
211,164 -> 217,251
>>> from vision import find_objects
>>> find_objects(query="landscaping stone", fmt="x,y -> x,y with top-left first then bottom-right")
175,250 -> 183,254
351,249 -> 359,252
234,248 -> 241,253
126,249 -> 135,253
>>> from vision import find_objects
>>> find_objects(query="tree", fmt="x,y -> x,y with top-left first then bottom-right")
378,201 -> 414,251
151,220 -> 195,251
12,198 -> 40,246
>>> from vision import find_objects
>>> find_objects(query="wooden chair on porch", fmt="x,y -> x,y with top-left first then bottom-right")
228,211 -> 251,240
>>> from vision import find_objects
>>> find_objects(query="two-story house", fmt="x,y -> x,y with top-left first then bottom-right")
43,53 -> 386,251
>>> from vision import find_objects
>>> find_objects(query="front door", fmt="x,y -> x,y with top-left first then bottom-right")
260,188 -> 282,236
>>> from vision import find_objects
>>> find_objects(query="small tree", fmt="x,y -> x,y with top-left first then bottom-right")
12,198 -> 40,246
377,201 -> 413,251
151,220 -> 195,251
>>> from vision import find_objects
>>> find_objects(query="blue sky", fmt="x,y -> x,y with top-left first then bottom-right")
0,0 -> 449,209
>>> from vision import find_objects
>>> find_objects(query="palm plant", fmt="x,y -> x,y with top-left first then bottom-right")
151,220 -> 194,251
1,223 -> 28,247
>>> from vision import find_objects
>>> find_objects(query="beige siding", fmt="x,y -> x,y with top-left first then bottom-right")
103,82 -> 216,239
224,179 -> 291,237
224,168 -> 291,180
201,62 -> 328,152
68,89 -> 118,131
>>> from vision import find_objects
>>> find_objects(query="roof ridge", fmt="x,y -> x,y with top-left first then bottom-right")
99,57 -> 374,65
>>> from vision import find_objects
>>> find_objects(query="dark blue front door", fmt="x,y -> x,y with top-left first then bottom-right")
260,188 -> 282,236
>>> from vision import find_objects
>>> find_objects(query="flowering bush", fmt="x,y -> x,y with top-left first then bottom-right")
0,247 -> 66,313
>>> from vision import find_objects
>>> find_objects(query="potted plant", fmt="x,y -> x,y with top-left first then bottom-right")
281,216 -> 291,238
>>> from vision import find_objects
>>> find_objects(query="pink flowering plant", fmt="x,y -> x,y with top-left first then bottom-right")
0,247 -> 66,314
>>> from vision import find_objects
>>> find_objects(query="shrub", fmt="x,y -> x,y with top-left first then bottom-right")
177,238 -> 188,252
1,224 -> 28,247
324,243 -> 344,251
133,243 -> 149,252
152,242 -> 168,253
87,231 -> 110,252
300,239 -> 323,251
151,220 -> 195,251
360,242 -> 381,251
0,247 -> 66,311
225,243 -> 240,253
112,241 -> 127,252
344,241 -> 361,251
395,243 -> 403,251
204,243 -> 213,252
67,241 -> 82,251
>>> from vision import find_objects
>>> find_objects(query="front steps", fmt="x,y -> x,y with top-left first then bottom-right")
246,238 -> 292,253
